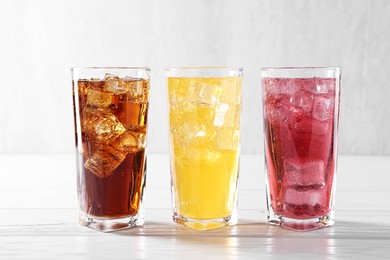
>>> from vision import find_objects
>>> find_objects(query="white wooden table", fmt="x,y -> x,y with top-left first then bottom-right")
0,154 -> 389,259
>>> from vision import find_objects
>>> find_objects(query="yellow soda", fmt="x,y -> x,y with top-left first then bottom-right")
168,76 -> 242,221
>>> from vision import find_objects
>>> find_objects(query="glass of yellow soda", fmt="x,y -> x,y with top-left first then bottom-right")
166,67 -> 243,230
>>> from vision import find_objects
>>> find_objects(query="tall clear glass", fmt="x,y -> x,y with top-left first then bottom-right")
166,67 -> 243,230
71,67 -> 150,232
261,67 -> 341,231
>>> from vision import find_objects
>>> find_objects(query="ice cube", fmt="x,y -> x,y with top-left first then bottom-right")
127,80 -> 145,101
173,146 -> 192,164
219,78 -> 242,104
291,116 -> 330,136
117,101 -> 148,130
86,89 -> 113,108
265,103 -> 289,123
103,74 -> 147,100
214,103 -> 228,127
312,97 -> 333,121
84,111 -> 125,143
176,147 -> 220,165
176,122 -> 215,148
205,150 -> 220,161
169,94 -> 192,112
106,79 -> 127,94
77,81 -> 89,96
284,158 -> 325,187
189,81 -> 221,107
84,146 -> 126,178
215,127 -> 239,150
79,79 -> 105,92
123,76 -> 139,81
112,130 -> 146,153
303,78 -> 335,94
103,73 -> 119,80
289,90 -> 314,113
283,186 -> 327,206
264,78 -> 297,95
214,103 -> 240,128
102,73 -> 129,94
169,93 -> 182,110
169,80 -> 195,111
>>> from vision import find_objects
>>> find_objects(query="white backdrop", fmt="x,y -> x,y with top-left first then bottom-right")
0,0 -> 389,155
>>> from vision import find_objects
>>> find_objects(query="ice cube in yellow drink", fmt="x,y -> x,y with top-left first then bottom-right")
168,77 -> 242,220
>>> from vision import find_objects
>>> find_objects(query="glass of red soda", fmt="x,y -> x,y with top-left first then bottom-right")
261,67 -> 341,231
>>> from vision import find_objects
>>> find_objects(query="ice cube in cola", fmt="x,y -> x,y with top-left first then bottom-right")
75,75 -> 149,219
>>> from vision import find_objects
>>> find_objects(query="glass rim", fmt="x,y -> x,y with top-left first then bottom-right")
261,67 -> 341,78
166,66 -> 242,69
166,66 -> 243,72
71,67 -> 151,71
166,67 -> 243,78
261,66 -> 341,71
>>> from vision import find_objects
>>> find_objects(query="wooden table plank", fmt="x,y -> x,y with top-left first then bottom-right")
0,154 -> 389,259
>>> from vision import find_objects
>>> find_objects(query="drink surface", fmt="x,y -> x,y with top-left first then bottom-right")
73,74 -> 149,218
168,77 -> 241,220
263,77 -> 337,219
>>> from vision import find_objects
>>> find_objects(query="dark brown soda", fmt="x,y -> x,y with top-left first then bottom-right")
79,149 -> 146,218
73,76 -> 149,219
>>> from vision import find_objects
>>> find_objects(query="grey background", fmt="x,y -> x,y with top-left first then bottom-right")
0,0 -> 389,155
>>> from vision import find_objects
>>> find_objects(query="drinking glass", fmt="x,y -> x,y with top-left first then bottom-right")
166,67 -> 243,230
72,67 -> 150,232
261,67 -> 341,231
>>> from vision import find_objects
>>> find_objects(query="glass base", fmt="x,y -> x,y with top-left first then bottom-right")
268,210 -> 334,231
173,211 -> 237,230
79,209 -> 144,232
